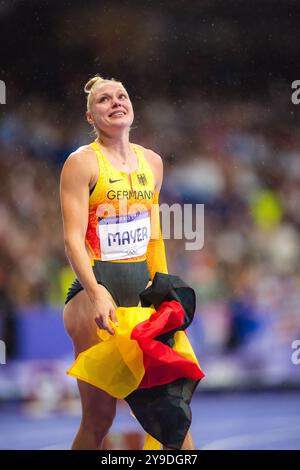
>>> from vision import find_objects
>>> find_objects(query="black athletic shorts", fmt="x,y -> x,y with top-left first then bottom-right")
65,259 -> 151,307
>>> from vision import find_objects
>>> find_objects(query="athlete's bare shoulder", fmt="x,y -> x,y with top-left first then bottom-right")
60,144 -> 99,188
134,143 -> 163,167
64,144 -> 96,166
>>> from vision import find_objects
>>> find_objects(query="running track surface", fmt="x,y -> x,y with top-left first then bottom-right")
0,392 -> 299,450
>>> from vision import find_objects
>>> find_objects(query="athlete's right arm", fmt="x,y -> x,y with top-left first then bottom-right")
60,149 -> 117,335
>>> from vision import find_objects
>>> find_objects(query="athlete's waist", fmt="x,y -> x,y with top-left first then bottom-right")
90,254 -> 147,266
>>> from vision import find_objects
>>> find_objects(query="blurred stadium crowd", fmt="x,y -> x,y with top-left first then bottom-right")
1,1 -> 300,386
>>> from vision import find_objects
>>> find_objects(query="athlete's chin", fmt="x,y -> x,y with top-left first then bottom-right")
109,118 -> 133,129
100,117 -> 133,133
109,122 -> 132,131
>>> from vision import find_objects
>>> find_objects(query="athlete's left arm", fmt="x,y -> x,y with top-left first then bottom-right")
144,149 -> 168,280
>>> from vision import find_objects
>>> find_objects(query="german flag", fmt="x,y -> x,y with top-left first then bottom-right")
67,273 -> 205,449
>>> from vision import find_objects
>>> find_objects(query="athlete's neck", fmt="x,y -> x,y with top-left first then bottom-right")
96,133 -> 132,162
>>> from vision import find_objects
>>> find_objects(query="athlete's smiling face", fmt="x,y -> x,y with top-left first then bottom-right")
86,82 -> 134,135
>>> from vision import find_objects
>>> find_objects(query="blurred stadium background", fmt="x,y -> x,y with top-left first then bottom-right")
0,0 -> 300,449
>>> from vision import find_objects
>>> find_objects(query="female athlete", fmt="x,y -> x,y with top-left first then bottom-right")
60,75 -> 195,450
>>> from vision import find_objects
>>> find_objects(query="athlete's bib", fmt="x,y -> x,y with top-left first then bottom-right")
97,211 -> 151,261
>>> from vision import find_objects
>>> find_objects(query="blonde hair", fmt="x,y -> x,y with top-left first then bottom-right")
84,75 -> 124,111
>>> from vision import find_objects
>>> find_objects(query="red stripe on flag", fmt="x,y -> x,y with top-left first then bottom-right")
131,300 -> 204,388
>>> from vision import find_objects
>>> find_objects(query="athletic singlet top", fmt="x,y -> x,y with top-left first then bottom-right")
85,141 -> 155,264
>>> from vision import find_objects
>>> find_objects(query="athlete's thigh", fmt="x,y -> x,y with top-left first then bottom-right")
63,290 -> 117,417
63,289 -> 101,354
